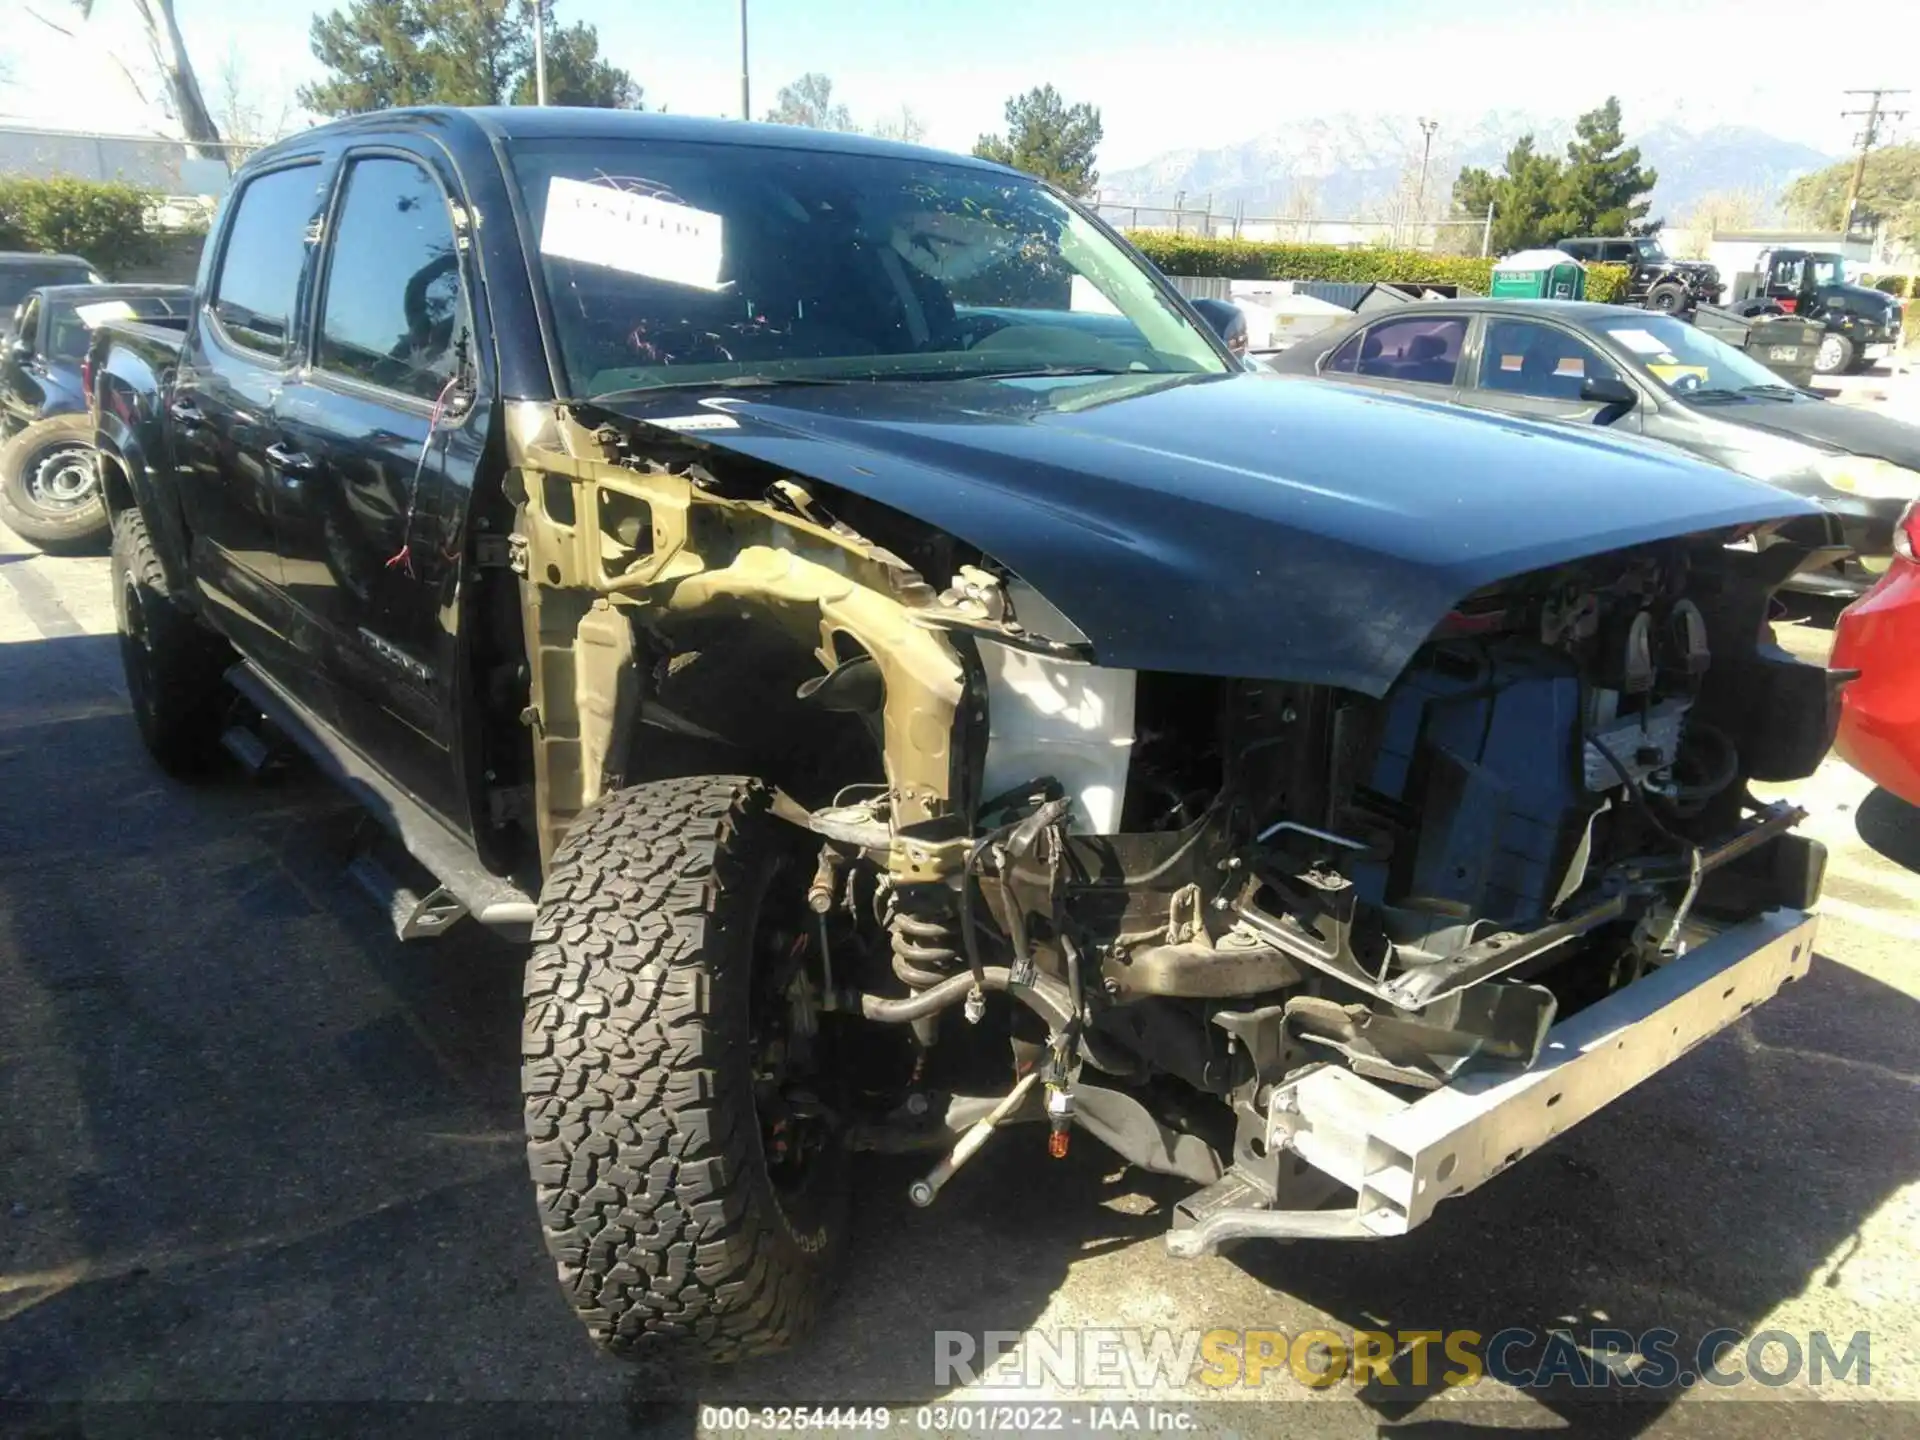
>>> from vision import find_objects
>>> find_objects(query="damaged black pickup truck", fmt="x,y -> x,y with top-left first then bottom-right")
90,108 -> 1842,1361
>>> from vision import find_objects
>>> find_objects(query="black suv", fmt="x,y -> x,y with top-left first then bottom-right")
1557,235 -> 1722,312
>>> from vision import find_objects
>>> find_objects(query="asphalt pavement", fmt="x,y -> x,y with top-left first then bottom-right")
1,523 -> 1916,1438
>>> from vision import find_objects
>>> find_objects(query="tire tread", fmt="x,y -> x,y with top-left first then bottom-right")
524,776 -> 835,1361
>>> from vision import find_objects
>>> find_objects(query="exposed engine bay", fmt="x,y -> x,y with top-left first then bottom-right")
500,403 -> 1839,1238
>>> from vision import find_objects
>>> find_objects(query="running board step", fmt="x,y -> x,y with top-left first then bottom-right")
219,724 -> 276,776
225,662 -> 537,940
347,849 -> 470,941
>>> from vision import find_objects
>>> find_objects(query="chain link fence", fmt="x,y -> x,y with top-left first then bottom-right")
1095,202 -> 1496,255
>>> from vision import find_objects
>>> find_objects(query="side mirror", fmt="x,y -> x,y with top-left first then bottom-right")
7,337 -> 31,365
1189,297 -> 1249,359
1581,374 -> 1639,411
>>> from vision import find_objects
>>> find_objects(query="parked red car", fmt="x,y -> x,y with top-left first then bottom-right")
1833,499 -> 1920,805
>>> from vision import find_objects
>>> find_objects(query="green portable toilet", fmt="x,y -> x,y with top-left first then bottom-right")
1491,248 -> 1587,300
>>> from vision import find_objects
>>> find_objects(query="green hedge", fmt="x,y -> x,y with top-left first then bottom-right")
1865,273 -> 1915,299
1126,231 -> 1632,305
0,178 -> 162,277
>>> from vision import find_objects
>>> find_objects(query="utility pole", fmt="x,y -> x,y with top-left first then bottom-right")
530,0 -> 548,104
1840,88 -> 1908,235
1416,117 -> 1439,209
739,0 -> 751,121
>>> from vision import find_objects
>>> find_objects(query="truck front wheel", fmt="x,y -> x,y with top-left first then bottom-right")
523,776 -> 848,1361
111,509 -> 232,775
1814,332 -> 1855,376
0,415 -> 107,552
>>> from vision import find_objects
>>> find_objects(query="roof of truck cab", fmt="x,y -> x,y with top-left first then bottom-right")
248,105 -> 1018,174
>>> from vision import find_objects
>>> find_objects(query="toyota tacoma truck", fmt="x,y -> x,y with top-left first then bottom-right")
91,107 -> 1841,1362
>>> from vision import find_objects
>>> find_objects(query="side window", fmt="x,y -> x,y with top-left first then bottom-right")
1559,241 -> 1593,261
1479,319 -> 1621,400
317,156 -> 462,401
1602,241 -> 1633,263
13,297 -> 41,353
1328,315 -> 1466,384
1324,329 -> 1364,372
48,303 -> 91,362
211,163 -> 322,356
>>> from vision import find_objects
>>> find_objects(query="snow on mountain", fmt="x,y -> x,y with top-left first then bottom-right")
1100,111 -> 1834,226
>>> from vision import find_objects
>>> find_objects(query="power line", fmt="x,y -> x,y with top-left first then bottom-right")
1839,88 -> 1908,234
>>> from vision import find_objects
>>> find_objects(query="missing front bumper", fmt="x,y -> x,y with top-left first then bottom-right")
1167,906 -> 1816,1256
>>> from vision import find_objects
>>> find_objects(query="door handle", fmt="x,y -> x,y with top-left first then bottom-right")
168,399 -> 204,427
264,442 -> 316,475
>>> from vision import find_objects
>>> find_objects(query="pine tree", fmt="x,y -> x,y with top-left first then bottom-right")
973,86 -> 1103,197
1547,97 -> 1659,237
1450,136 -> 1565,253
301,0 -> 639,116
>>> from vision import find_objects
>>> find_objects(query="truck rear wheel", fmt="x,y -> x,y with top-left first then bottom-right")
523,776 -> 847,1361
0,415 -> 107,552
111,509 -> 231,775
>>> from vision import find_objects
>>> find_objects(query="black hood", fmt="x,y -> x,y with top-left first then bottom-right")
1822,281 -> 1899,312
604,372 -> 1817,695
1701,393 -> 1920,468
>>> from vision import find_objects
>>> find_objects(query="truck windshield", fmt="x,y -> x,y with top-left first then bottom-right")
1632,237 -> 1670,264
501,137 -> 1228,398
1593,314 -> 1789,397
1807,255 -> 1846,288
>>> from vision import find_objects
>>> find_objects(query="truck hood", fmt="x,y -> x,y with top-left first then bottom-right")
603,371 -> 1817,694
1700,393 -> 1920,468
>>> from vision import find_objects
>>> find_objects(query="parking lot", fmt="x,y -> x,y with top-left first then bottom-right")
2,518 -> 1917,1434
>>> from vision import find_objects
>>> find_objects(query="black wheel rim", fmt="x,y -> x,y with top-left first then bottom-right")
745,856 -> 837,1217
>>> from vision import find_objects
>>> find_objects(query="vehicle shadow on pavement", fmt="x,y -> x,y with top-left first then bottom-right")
0,633 -> 1143,1420
3,632 -> 1914,1431
1856,785 -> 1920,872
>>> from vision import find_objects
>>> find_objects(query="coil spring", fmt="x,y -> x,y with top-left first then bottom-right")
889,885 -> 965,990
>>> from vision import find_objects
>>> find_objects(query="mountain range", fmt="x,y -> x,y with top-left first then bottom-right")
1099,112 -> 1837,227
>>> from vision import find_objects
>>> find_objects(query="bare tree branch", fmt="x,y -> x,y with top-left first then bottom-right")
23,4 -> 80,39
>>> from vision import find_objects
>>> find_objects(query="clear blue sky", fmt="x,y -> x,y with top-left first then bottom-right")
3,0 -> 1913,171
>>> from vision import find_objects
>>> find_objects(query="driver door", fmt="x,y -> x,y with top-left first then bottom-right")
268,144 -> 485,833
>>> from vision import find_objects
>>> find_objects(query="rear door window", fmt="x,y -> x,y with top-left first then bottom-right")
316,156 -> 463,401
1478,319 -> 1621,400
210,162 -> 323,356
1325,315 -> 1466,385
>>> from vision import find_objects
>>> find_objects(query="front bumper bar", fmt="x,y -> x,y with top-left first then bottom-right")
1167,907 -> 1816,1255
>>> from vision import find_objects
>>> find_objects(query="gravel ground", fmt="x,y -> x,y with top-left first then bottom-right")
1,520 -> 1916,1438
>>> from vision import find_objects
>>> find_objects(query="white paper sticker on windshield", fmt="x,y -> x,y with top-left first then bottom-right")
74,299 -> 138,326
647,413 -> 740,432
1068,275 -> 1122,316
540,177 -> 725,290
1608,327 -> 1669,356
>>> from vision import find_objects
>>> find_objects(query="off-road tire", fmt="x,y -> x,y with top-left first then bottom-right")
1645,283 -> 1689,314
0,414 -> 107,552
524,776 -> 848,1361
111,508 -> 231,775
1814,332 -> 1855,377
